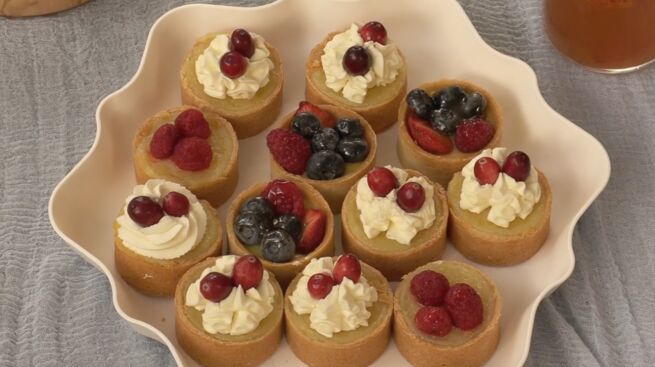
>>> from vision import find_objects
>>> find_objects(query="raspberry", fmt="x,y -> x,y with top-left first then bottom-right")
171,137 -> 213,171
266,128 -> 311,174
444,283 -> 483,330
149,124 -> 180,159
261,179 -> 305,219
410,270 -> 450,306
454,117 -> 495,153
415,306 -> 453,337
174,109 -> 210,139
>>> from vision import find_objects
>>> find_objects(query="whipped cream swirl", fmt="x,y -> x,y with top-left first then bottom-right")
321,23 -> 403,104
117,179 -> 207,260
195,32 -> 274,99
185,255 -> 276,336
289,257 -> 378,338
355,166 -> 435,245
460,148 -> 542,228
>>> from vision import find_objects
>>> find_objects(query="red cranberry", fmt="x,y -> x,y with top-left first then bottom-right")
219,51 -> 247,79
396,182 -> 425,213
332,253 -> 361,284
229,28 -> 254,58
502,151 -> 531,182
415,306 -> 453,337
474,157 -> 501,185
342,46 -> 370,76
162,191 -> 190,217
200,272 -> 234,303
232,255 -> 263,290
358,21 -> 387,44
410,270 -> 450,307
127,196 -> 164,227
367,167 -> 398,197
307,273 -> 334,299
444,283 -> 483,330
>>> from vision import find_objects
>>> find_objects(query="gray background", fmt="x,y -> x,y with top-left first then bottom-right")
1,0 -> 653,366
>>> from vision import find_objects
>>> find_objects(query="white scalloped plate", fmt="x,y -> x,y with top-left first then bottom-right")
48,0 -> 610,365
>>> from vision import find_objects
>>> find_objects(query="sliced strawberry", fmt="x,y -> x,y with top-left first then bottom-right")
295,101 -> 336,127
406,113 -> 453,155
297,209 -> 326,254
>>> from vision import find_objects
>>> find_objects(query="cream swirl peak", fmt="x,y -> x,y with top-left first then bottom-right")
321,23 -> 403,104
195,31 -> 274,99
117,180 -> 207,260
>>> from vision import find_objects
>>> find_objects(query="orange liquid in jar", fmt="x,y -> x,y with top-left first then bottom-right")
545,0 -> 655,71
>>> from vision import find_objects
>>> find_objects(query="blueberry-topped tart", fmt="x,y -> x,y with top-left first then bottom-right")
397,80 -> 503,187
266,101 -> 377,213
180,28 -> 283,138
305,21 -> 407,132
226,178 -> 335,288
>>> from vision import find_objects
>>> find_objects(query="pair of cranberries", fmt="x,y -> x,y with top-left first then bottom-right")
200,255 -> 264,303
341,21 -> 387,76
127,191 -> 190,227
220,29 -> 256,79
306,254 -> 361,300
474,151 -> 531,185
366,167 -> 425,213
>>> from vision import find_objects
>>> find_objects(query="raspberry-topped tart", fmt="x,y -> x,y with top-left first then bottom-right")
113,179 -> 222,296
132,106 -> 238,207
175,255 -> 283,367
341,166 -> 448,280
394,260 -> 501,367
226,178 -> 335,288
397,80 -> 503,187
305,21 -> 407,132
285,254 -> 393,367
447,148 -> 552,266
267,101 -> 377,213
180,28 -> 283,138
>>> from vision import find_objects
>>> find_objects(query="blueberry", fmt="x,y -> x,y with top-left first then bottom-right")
432,86 -> 466,110
234,212 -> 272,246
335,118 -> 364,138
306,150 -> 345,180
272,214 -> 302,240
406,89 -> 435,120
260,229 -> 296,263
337,136 -> 369,163
461,92 -> 487,119
239,196 -> 274,219
429,108 -> 462,135
311,127 -> 340,152
291,112 -> 320,138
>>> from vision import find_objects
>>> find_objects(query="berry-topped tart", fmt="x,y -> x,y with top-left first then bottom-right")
225,178 -> 335,288
180,28 -> 283,138
341,166 -> 448,281
397,80 -> 503,187
266,101 -> 377,213
305,21 -> 406,132
285,254 -> 393,367
113,179 -> 222,297
394,260 -> 501,367
175,255 -> 283,367
132,106 -> 238,207
447,147 -> 552,266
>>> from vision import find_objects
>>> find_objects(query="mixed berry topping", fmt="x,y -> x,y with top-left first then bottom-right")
454,117 -> 495,153
343,45 -> 370,76
298,209 -> 327,254
307,273 -> 334,300
332,253 -> 362,284
199,255 -> 265,303
261,229 -> 296,263
296,101 -> 336,127
406,113 -> 454,154
266,129 -> 312,175
366,166 -> 398,197
472,151 -> 532,185
335,117 -> 364,138
229,28 -> 255,58
127,191 -> 192,227
261,179 -> 305,219
396,182 -> 426,213
200,272 -> 234,303
272,214 -> 302,240
306,150 -> 345,180
366,167 -> 426,213
162,191 -> 190,217
358,21 -> 387,45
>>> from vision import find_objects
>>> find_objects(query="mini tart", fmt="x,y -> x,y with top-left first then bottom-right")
132,105 -> 238,208
397,80 -> 503,187
226,179 -> 335,288
113,201 -> 222,297
394,260 -> 501,367
447,170 -> 552,266
305,30 -> 407,133
341,169 -> 448,281
284,260 -> 393,367
180,32 -> 283,139
269,104 -> 377,213
175,257 -> 283,367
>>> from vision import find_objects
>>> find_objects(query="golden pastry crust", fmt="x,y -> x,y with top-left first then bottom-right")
269,104 -> 377,213
341,169 -> 448,281
305,30 -> 407,133
226,179 -> 335,289
284,260 -> 393,367
393,260 -> 501,367
114,201 -> 222,297
132,105 -> 238,208
175,257 -> 283,367
447,170 -> 552,266
180,32 -> 283,139
397,79 -> 503,187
